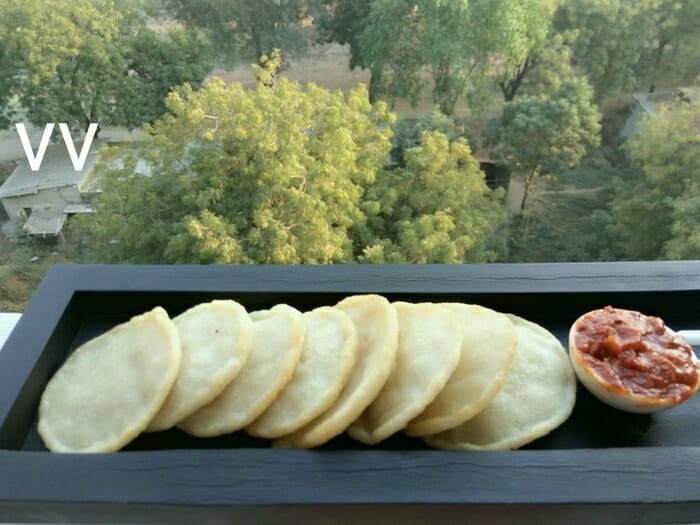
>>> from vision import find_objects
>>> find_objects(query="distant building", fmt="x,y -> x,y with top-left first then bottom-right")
620,87 -> 698,140
0,145 -> 99,237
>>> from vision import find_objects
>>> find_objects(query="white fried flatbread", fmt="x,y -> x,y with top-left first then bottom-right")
147,300 -> 253,431
38,307 -> 181,453
405,303 -> 517,436
179,304 -> 305,437
347,302 -> 461,445
425,314 -> 576,450
275,295 -> 398,448
246,306 -> 358,439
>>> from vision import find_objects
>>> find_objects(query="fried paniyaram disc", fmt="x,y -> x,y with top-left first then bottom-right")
405,303 -> 517,437
179,304 -> 305,437
147,300 -> 253,431
38,307 -> 181,453
246,306 -> 358,439
425,314 -> 576,451
347,302 -> 461,445
275,295 -> 398,448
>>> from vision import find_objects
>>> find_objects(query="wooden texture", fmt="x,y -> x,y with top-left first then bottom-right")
1,262 -> 700,523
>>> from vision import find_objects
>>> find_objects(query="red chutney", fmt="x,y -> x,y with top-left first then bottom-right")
574,306 -> 698,402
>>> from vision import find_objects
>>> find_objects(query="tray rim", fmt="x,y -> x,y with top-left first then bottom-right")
2,261 -> 700,517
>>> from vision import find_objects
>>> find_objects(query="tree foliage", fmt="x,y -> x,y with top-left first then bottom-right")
163,0 -> 320,61
317,0 -> 372,70
357,130 -> 505,263
0,3 -> 25,128
493,0 -> 558,101
123,28 -> 214,128
553,0 -> 651,100
3,0 -> 694,268
505,205 -> 614,263
356,0 -> 553,114
0,0 -> 212,133
608,99 -> 700,259
76,55 -> 503,265
76,54 -> 394,264
553,0 -> 700,101
390,110 -> 475,168
324,0 -> 700,106
484,78 -> 601,210
496,30 -> 576,102
640,0 -> 700,92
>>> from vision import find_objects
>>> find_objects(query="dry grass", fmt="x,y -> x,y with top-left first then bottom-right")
207,42 -> 504,146
0,236 -> 74,312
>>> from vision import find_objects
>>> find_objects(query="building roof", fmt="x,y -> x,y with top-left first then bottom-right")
63,203 -> 94,214
0,144 -> 100,199
631,87 -> 699,117
22,208 -> 67,236
622,88 -> 699,139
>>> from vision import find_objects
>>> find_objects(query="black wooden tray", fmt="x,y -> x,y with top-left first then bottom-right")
1,262 -> 700,524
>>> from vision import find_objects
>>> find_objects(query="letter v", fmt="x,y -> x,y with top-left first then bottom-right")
59,123 -> 98,171
16,123 -> 53,172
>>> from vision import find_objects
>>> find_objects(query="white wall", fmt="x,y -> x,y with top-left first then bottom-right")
0,313 -> 21,350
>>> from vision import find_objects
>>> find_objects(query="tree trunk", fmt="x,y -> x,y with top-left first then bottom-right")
520,167 -> 539,211
649,40 -> 667,93
252,26 -> 263,59
368,66 -> 382,104
438,92 -> 458,116
434,61 -> 455,114
500,84 -> 516,102
86,106 -> 100,139
85,121 -> 101,140
500,55 -> 538,102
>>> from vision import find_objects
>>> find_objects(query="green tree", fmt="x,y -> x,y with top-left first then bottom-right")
553,0 -> 700,101
390,110 -> 475,167
163,0 -> 320,61
0,0 -> 212,133
484,78 -> 601,211
75,53 -> 395,264
0,3 -> 24,128
122,28 -> 213,128
637,0 -> 700,92
493,0 -> 558,101
553,0 -> 654,100
357,0 -> 551,114
356,130 -> 505,263
317,0 -> 372,69
608,99 -> 700,259
497,30 -> 576,102
352,0 -> 423,105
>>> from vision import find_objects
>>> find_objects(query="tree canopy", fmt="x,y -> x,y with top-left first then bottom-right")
76,54 -> 393,264
493,0 -> 559,101
357,130 -> 504,263
163,0 -> 320,61
3,0 -> 696,270
76,54 -> 503,264
640,0 -> 700,92
553,0 -> 700,101
496,29 -> 576,102
484,78 -> 601,210
320,0 -> 700,107
317,0 -> 372,70
355,0 -> 554,114
609,99 -> 700,259
0,0 -> 212,133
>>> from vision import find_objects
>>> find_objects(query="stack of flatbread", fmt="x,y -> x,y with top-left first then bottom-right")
38,296 -> 576,453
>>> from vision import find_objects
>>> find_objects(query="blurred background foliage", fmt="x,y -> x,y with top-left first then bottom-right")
0,0 -> 698,309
